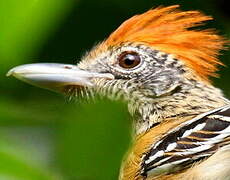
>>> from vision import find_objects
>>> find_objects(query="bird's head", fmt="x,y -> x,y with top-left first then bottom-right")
8,5 -> 227,134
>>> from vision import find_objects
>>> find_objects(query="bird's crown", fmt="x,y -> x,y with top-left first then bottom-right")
102,5 -> 227,82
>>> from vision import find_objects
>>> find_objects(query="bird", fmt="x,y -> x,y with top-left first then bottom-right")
7,5 -> 230,180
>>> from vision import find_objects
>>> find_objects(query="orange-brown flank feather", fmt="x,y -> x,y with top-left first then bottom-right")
103,5 -> 227,82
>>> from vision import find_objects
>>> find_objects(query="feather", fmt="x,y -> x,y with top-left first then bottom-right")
104,5 -> 227,82
141,105 -> 230,177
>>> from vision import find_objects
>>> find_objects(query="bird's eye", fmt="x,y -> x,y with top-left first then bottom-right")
118,51 -> 141,69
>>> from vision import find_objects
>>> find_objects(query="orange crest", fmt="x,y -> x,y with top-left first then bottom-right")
104,5 -> 227,82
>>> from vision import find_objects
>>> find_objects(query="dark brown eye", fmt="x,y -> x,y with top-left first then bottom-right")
118,51 -> 141,69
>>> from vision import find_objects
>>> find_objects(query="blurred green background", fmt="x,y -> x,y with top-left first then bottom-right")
0,0 -> 229,179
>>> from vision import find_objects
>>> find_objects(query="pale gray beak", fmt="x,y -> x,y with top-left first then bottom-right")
7,63 -> 114,92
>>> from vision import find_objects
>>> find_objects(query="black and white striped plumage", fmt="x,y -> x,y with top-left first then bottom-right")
141,105 -> 230,177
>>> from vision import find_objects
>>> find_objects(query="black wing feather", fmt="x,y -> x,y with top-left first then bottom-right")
141,105 -> 230,177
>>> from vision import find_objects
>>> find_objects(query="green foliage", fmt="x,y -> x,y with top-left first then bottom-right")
0,134 -> 59,180
0,0 -> 229,179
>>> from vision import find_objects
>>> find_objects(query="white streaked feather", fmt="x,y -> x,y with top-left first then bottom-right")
219,125 -> 230,133
147,158 -> 190,177
181,123 -> 206,138
154,156 -> 171,166
208,114 -> 230,122
142,105 -> 230,177
170,144 -> 212,156
171,105 -> 230,134
166,142 -> 177,151
145,150 -> 164,164
219,106 -> 230,112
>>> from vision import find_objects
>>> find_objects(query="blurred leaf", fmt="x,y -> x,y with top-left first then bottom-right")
0,0 -> 75,75
0,134 -> 60,180
0,96 -> 63,126
56,100 -> 132,180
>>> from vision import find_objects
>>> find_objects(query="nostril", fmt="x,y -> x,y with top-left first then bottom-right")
64,65 -> 73,69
